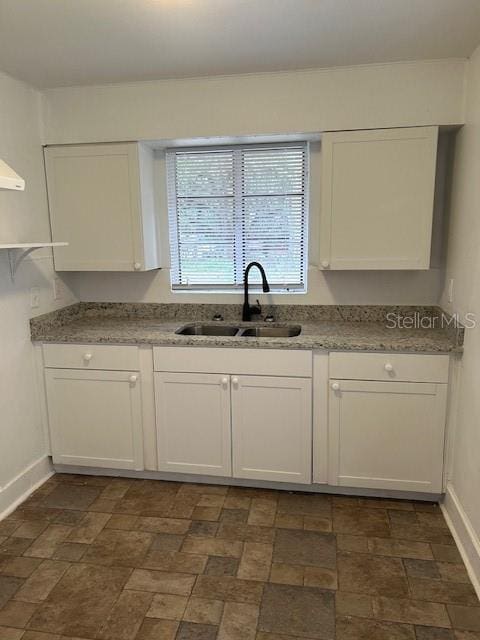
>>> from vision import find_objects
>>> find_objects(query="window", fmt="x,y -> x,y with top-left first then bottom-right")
166,142 -> 308,292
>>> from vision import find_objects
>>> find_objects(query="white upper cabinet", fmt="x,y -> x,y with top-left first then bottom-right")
45,142 -> 160,271
320,126 -> 438,270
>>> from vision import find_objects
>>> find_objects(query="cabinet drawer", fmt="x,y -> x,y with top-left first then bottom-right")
43,343 -> 139,371
329,352 -> 449,383
154,347 -> 312,377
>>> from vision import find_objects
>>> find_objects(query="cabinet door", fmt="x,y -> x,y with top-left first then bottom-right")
155,372 -> 232,476
45,369 -> 144,470
328,380 -> 446,493
232,376 -> 312,484
45,143 -> 158,271
320,126 -> 438,270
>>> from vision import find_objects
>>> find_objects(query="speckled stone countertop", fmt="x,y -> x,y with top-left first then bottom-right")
30,303 -> 464,353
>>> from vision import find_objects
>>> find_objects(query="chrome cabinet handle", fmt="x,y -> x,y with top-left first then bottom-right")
83,353 -> 92,362
331,382 -> 340,391
221,376 -> 229,389
232,377 -> 239,389
129,374 -> 138,384
384,363 -> 394,372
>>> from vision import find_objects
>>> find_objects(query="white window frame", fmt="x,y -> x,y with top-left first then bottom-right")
166,141 -> 309,293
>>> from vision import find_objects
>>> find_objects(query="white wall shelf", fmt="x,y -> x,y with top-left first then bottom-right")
0,242 -> 68,281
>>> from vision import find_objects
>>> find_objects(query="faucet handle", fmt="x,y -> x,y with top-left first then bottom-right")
212,314 -> 224,321
249,299 -> 262,316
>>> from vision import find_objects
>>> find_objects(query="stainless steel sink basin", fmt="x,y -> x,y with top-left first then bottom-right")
176,324 -> 239,336
175,323 -> 302,338
239,325 -> 302,338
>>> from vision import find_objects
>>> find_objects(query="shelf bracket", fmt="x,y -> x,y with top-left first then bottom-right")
7,247 -> 40,282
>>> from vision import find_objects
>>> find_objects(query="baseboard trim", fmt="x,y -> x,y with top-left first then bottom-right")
441,483 -> 480,599
0,455 -> 54,520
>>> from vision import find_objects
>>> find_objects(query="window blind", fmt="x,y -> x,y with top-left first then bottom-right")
167,142 -> 308,291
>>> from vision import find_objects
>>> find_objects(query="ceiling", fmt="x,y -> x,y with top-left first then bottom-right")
1,0 -> 480,89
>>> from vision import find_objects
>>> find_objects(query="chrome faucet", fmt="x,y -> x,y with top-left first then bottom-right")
242,262 -> 270,321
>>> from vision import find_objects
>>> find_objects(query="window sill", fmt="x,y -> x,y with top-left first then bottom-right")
171,288 -> 307,295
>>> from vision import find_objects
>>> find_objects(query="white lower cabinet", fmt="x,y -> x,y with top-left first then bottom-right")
42,343 -> 451,496
45,368 -> 144,470
154,372 -> 232,476
231,375 -> 312,484
153,366 -> 312,483
328,379 -> 447,493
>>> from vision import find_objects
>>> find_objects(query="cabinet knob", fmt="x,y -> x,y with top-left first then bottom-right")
321,260 -> 330,269
331,382 -> 340,391
83,353 -> 92,362
384,363 -> 394,372
221,376 -> 229,388
133,262 -> 142,270
129,374 -> 138,384
232,377 -> 239,388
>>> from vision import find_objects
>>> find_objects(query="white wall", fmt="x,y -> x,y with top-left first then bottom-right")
440,45 -> 480,590
0,71 -> 76,515
41,59 -> 466,144
43,60 -> 465,305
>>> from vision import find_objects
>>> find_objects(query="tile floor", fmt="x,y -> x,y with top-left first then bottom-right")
0,474 -> 479,640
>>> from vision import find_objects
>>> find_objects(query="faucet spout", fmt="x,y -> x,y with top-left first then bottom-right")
242,261 -> 270,321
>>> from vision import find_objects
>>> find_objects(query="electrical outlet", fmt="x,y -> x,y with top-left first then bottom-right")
52,276 -> 63,301
448,278 -> 454,304
30,287 -> 40,309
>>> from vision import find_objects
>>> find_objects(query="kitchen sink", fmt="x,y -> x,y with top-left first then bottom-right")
175,324 -> 239,336
239,325 -> 302,338
175,323 -> 302,338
